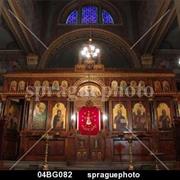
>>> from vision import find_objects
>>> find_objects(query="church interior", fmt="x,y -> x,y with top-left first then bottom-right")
0,0 -> 180,170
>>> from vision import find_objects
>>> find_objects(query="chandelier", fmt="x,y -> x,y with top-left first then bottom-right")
80,39 -> 100,59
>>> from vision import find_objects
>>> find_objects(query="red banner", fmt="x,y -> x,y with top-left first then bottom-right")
78,106 -> 100,135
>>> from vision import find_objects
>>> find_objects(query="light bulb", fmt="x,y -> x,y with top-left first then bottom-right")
81,50 -> 86,56
84,47 -> 88,51
96,48 -> 100,54
90,45 -> 95,51
86,53 -> 91,58
103,114 -> 108,121
71,114 -> 76,121
93,53 -> 98,57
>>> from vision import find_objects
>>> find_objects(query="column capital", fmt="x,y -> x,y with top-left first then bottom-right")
27,53 -> 38,68
141,54 -> 153,68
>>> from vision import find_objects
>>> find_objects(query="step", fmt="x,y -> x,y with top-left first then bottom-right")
0,160 -> 177,170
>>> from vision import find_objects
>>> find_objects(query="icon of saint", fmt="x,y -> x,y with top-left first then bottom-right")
114,109 -> 127,131
53,110 -> 63,129
159,109 -> 171,129
86,112 -> 92,125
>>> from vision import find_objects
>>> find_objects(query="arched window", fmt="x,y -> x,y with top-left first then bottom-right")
102,10 -> 114,24
66,10 -> 78,24
65,5 -> 114,25
81,6 -> 98,24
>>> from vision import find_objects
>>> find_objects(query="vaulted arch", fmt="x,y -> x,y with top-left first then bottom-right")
39,28 -> 140,68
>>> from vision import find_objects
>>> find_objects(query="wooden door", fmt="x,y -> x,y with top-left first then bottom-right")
75,135 -> 105,161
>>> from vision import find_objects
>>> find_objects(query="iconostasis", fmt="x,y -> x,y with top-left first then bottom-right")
0,71 -> 177,161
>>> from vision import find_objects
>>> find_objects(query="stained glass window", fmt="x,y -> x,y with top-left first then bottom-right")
66,10 -> 78,24
81,6 -> 98,24
65,6 -> 114,25
102,10 -> 114,24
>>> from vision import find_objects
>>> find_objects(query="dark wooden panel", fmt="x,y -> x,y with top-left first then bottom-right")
159,140 -> 176,160
28,140 -> 45,156
2,130 -> 19,160
23,137 -> 66,161
3,140 -> 18,160
48,140 -> 65,156
113,139 -> 151,161
174,118 -> 180,161
113,140 -> 128,155
0,120 -> 5,159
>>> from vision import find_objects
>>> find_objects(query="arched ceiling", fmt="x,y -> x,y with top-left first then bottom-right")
39,28 -> 140,69
47,39 -> 133,69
